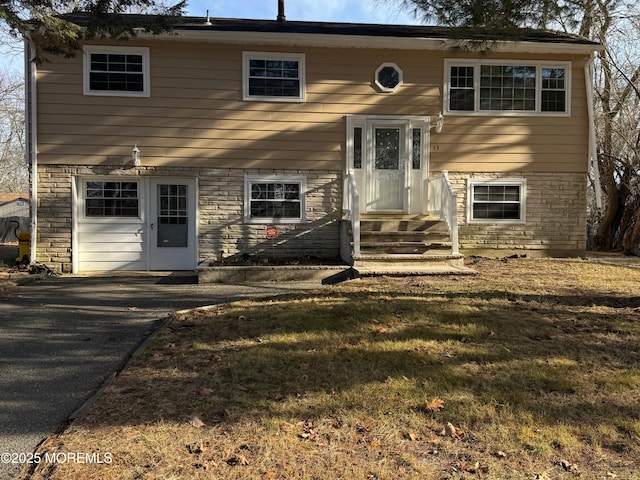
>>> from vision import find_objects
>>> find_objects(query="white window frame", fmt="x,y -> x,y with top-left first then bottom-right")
83,45 -> 150,97
242,51 -> 306,102
444,59 -> 571,116
244,175 -> 307,224
467,178 -> 527,224
80,177 -> 144,223
374,62 -> 403,93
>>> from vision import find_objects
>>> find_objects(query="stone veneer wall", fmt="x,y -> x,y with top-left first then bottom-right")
447,172 -> 587,256
37,165 -> 342,272
198,168 -> 342,263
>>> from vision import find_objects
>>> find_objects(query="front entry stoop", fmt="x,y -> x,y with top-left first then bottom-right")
350,215 -> 476,276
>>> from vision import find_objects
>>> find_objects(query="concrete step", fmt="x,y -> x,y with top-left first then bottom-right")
352,254 -> 475,276
360,220 -> 448,233
358,241 -> 452,255
361,231 -> 450,241
358,215 -> 447,233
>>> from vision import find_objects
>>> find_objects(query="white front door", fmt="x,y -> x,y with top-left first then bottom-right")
366,121 -> 410,212
149,178 -> 197,270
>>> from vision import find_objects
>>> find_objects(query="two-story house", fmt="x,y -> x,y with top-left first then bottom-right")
25,12 -> 602,273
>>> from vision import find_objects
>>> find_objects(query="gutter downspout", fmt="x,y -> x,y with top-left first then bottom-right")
585,51 -> 602,209
24,36 -> 38,265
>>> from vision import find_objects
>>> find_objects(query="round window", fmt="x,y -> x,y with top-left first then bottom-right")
375,63 -> 403,92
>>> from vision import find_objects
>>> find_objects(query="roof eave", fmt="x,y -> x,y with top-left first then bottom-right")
153,29 -> 603,54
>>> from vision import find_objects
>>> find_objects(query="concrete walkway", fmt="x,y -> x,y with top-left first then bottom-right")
0,273 -> 322,480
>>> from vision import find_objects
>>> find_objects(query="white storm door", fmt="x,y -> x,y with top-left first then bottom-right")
149,178 -> 197,270
366,122 -> 408,212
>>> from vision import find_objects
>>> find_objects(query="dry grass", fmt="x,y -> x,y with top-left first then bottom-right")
23,258 -> 640,480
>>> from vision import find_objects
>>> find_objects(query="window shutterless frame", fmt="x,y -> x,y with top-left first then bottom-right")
242,52 -> 306,102
444,59 -> 571,116
467,178 -> 527,224
83,45 -> 150,97
79,177 -> 144,223
244,175 -> 307,224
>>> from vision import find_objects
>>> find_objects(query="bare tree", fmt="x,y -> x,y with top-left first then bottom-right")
589,1 -> 640,254
0,68 -> 28,193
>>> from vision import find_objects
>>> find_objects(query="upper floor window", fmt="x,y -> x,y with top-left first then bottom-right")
83,46 -> 150,97
375,62 -> 403,93
243,52 -> 306,102
445,60 -> 570,115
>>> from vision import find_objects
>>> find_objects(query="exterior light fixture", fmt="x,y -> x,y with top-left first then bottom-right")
435,112 -> 444,133
132,145 -> 140,167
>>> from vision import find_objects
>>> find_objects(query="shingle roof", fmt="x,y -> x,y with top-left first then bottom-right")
59,13 -> 599,46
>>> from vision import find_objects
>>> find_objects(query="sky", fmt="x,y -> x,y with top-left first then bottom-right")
194,0 -> 420,24
0,0 -> 423,73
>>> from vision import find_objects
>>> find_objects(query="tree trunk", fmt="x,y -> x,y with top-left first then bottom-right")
623,208 -> 640,255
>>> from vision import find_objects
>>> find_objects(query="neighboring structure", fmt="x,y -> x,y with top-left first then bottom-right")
24,12 -> 602,273
0,193 -> 30,218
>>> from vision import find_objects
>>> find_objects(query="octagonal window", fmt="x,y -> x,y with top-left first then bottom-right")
375,63 -> 403,93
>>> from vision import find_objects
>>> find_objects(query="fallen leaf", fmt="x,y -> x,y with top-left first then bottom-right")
262,472 -> 276,480
560,460 -> 579,473
373,327 -> 387,335
187,440 -> 209,454
128,306 -> 138,311
425,398 -> 445,412
494,450 -> 507,459
405,431 -> 420,441
463,462 -> 480,473
370,440 -> 381,447
200,388 -> 214,396
188,415 -> 205,428
226,454 -> 249,466
440,422 -> 463,438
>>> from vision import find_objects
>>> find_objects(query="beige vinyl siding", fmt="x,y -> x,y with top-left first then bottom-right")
36,39 -> 591,173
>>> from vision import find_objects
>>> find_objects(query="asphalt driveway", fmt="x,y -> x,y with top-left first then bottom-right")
0,273 -> 321,480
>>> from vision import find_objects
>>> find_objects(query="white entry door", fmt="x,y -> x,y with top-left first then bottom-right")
366,121 -> 409,212
149,178 -> 197,270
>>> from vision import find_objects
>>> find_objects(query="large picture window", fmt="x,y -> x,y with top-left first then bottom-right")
243,52 -> 305,102
83,46 -> 150,97
244,176 -> 306,223
467,179 -> 526,223
85,181 -> 140,217
445,60 -> 570,115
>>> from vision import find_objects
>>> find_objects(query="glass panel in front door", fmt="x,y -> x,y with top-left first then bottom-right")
375,128 -> 400,169
157,184 -> 188,248
371,127 -> 404,211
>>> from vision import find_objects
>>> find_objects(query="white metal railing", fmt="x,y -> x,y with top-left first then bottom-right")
343,173 -> 361,257
428,171 -> 459,255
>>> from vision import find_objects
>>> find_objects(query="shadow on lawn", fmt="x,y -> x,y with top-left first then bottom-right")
79,283 -> 640,449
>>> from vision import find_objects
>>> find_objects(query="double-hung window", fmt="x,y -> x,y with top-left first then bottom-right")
244,176 -> 306,223
243,52 -> 306,102
83,46 -> 150,97
445,60 -> 570,115
467,178 -> 526,223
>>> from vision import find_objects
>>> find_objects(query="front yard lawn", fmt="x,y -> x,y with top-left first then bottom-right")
24,258 -> 640,479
